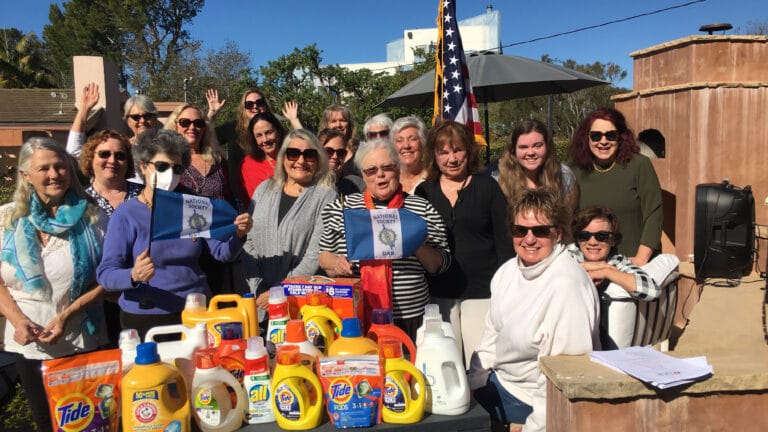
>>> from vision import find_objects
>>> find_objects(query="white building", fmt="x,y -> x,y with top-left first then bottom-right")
339,7 -> 501,75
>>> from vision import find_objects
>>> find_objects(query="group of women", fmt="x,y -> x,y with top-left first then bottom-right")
0,80 -> 663,432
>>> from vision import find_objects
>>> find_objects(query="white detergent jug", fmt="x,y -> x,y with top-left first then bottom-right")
415,303 -> 456,346
144,322 -> 208,386
119,328 -> 140,373
415,320 -> 470,415
192,348 -> 247,432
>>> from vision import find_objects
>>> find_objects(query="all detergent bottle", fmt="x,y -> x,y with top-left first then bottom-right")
266,286 -> 290,351
368,308 -> 417,362
191,348 -> 247,432
122,342 -> 191,432
243,337 -> 275,424
119,328 -> 140,373
299,291 -> 342,354
144,322 -> 208,386
327,318 -> 379,356
181,293 -> 258,347
380,339 -> 426,424
283,319 -> 323,373
415,320 -> 470,415
271,345 -> 323,430
415,303 -> 456,346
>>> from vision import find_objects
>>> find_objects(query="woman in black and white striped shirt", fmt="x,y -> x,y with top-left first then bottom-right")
319,138 -> 451,339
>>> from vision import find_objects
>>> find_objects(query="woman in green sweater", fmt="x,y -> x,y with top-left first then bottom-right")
569,108 -> 663,266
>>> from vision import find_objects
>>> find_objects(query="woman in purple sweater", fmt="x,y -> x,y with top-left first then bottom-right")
97,129 -> 252,338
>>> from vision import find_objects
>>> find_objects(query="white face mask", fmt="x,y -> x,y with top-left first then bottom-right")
150,169 -> 180,191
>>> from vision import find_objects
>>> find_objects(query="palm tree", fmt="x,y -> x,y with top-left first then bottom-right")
0,28 -> 55,88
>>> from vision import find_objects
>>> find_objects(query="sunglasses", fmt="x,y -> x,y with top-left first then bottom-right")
366,130 -> 390,140
244,99 -> 268,110
576,230 -> 615,243
177,118 -> 206,129
362,163 -> 397,177
589,130 -> 619,142
96,150 -> 128,161
324,147 -> 348,159
128,113 -> 156,122
285,148 -> 319,162
147,161 -> 184,175
510,224 -> 554,238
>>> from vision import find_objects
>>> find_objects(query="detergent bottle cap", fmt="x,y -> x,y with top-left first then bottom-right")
285,319 -> 308,343
371,308 -> 393,325
195,348 -> 220,369
243,292 -> 254,298
423,304 -> 441,321
275,345 -> 300,365
245,337 -> 266,359
379,338 -> 403,359
135,342 -> 161,365
185,293 -> 207,310
220,322 -> 243,340
306,290 -> 327,306
119,329 -> 140,350
340,318 -> 363,338
268,286 -> 286,304
425,319 -> 444,337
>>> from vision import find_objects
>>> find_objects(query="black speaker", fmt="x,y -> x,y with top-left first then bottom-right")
694,180 -> 754,279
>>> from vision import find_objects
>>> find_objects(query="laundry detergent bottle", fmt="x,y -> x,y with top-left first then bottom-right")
119,328 -> 140,373
244,337 -> 275,424
266,286 -> 290,352
300,291 -> 342,354
380,339 -> 425,424
327,318 -> 379,356
191,348 -> 247,432
415,320 -> 470,415
271,345 -> 323,430
368,308 -> 417,362
121,342 -> 191,432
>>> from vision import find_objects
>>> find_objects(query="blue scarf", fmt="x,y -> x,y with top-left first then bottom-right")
1,191 -> 102,334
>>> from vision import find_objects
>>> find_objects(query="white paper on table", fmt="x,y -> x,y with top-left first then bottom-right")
590,346 -> 713,389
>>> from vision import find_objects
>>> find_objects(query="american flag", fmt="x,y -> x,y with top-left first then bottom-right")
433,0 -> 486,145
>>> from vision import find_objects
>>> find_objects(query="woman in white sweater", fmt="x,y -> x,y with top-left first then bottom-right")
468,188 -> 600,432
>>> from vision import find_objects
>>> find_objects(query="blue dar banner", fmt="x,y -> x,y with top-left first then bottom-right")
343,208 -> 428,261
151,189 -> 237,241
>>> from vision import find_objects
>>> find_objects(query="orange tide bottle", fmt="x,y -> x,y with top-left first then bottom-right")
367,308 -> 417,362
380,338 -> 426,424
300,291 -> 342,354
327,318 -> 379,356
218,322 -> 247,395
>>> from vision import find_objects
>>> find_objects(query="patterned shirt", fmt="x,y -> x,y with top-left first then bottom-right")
86,182 -> 143,217
567,244 -> 660,301
181,162 -> 230,202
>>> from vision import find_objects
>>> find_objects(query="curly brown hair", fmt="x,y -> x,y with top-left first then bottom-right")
569,107 -> 639,171
424,120 -> 482,181
78,130 -> 134,179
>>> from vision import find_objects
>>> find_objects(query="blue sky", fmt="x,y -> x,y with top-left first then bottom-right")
2,0 -> 765,88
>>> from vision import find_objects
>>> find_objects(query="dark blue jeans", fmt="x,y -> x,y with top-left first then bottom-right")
474,372 -> 533,425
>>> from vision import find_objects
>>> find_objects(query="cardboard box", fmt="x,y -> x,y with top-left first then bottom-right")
282,276 -> 364,321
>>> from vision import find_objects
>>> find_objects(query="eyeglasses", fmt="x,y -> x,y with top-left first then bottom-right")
366,130 -> 390,140
244,99 -> 268,110
128,113 -> 156,122
285,148 -> 319,162
147,161 -> 184,175
324,147 -> 348,159
588,130 -> 619,142
362,163 -> 397,177
510,224 -> 554,238
177,118 -> 205,129
97,150 -> 128,161
576,230 -> 615,243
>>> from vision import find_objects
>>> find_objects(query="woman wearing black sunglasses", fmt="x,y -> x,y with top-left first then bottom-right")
567,206 -> 660,349
469,188 -> 599,432
97,129 -> 251,339
318,128 -> 364,196
241,129 -> 337,313
569,107 -> 663,266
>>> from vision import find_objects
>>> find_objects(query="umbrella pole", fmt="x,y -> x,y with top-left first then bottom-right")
547,95 -> 553,129
484,102 -> 491,163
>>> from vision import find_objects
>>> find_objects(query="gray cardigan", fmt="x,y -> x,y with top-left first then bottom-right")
242,179 -> 337,294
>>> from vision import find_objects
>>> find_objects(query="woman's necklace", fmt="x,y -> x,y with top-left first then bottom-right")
139,190 -> 152,209
593,160 -> 616,173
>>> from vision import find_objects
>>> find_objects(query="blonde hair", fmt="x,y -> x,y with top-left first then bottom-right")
272,129 -> 335,191
164,103 -> 223,164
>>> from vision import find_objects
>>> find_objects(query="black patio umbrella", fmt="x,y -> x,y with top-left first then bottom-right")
379,51 -> 610,157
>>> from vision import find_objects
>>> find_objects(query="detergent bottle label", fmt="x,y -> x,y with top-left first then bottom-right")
267,319 -> 288,346
194,387 -> 222,426
246,373 -> 274,423
274,382 -> 302,420
383,374 -> 407,413
305,320 -> 326,349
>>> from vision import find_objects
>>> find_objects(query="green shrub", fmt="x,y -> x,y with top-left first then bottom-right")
1,383 -> 36,431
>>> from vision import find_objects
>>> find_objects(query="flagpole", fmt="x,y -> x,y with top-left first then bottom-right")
147,174 -> 157,256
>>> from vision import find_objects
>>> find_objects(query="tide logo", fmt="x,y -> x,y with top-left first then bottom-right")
276,388 -> 295,407
55,394 -> 94,432
329,379 -> 353,404
249,383 -> 270,403
197,388 -> 213,405
384,382 -> 398,398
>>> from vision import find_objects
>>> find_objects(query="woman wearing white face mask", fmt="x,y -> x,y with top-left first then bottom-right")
97,129 -> 253,339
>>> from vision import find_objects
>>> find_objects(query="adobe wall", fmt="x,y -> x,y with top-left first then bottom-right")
614,36 -> 768,263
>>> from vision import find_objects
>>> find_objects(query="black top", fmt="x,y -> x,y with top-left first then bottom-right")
416,174 -> 514,299
278,192 -> 298,225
